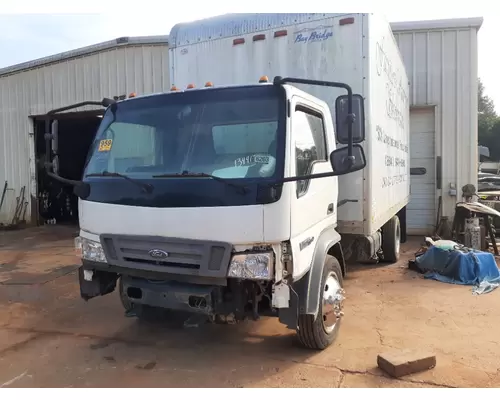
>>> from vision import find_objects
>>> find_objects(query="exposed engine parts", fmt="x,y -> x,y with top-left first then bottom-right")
216,279 -> 273,323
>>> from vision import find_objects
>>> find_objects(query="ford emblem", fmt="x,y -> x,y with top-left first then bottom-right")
148,249 -> 169,259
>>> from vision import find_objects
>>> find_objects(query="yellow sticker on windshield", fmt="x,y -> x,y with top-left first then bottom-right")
98,139 -> 113,152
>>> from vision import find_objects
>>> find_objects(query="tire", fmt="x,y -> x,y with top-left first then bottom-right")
381,215 -> 401,263
296,255 -> 345,350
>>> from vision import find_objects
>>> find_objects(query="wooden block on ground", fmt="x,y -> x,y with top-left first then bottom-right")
377,349 -> 436,378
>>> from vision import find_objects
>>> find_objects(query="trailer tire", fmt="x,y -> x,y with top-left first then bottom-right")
381,215 -> 401,263
296,256 -> 344,350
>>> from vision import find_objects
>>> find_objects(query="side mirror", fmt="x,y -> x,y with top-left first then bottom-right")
73,182 -> 91,199
335,94 -> 365,144
330,144 -> 367,176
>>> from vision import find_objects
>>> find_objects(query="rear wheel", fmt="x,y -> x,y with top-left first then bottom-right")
296,256 -> 345,350
381,215 -> 401,263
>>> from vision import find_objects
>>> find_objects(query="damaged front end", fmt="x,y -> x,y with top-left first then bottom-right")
76,234 -> 286,324
78,267 -> 118,301
76,236 -> 119,301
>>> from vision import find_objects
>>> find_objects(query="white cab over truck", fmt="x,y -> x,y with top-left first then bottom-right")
43,12 -> 410,351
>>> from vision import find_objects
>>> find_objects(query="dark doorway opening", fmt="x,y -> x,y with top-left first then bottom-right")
34,111 -> 102,226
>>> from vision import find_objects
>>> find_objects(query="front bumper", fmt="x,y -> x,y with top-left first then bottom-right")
121,275 -> 218,315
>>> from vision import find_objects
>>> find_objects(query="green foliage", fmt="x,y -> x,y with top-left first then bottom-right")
478,78 -> 500,160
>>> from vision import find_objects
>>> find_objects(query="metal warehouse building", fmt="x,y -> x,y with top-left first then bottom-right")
392,17 -> 482,234
0,36 -> 169,226
0,15 -> 482,235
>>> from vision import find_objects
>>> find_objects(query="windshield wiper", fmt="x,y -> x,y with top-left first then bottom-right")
85,171 -> 154,193
152,171 -> 248,194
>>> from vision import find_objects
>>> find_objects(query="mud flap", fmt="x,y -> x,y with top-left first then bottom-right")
78,266 -> 118,301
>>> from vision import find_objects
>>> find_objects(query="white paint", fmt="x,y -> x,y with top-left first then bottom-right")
79,198 -> 289,244
272,282 -> 290,309
83,270 -> 94,281
0,37 -> 170,225
169,13 -> 410,236
408,108 -> 436,234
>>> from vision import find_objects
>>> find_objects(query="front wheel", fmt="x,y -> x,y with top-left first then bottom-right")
296,255 -> 345,350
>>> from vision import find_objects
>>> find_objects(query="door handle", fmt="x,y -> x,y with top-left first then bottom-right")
327,203 -> 334,215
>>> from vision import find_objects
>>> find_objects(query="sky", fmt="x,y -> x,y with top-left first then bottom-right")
1,0 -> 498,111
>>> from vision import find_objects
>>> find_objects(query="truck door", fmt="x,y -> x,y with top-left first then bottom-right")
289,96 -> 338,279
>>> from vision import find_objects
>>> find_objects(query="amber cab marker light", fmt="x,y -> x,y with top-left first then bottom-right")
170,85 -> 179,92
339,17 -> 355,26
128,92 -> 137,98
186,83 -> 195,89
205,82 -> 214,87
259,76 -> 269,83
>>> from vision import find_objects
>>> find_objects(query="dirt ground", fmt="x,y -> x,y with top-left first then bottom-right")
0,226 -> 499,388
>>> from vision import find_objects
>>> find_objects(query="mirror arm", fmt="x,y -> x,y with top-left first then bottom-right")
46,171 -> 85,187
46,99 -> 114,116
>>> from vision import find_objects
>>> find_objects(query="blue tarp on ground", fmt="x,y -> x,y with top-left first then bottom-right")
416,246 -> 500,294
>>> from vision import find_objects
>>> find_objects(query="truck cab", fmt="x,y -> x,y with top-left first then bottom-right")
45,76 -> 366,350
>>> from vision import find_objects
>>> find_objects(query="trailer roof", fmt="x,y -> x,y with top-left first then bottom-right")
391,17 -> 483,32
0,35 -> 169,78
169,13 -> 354,48
169,13 -> 484,48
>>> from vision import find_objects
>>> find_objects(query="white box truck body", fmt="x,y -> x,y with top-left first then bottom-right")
169,13 -> 410,238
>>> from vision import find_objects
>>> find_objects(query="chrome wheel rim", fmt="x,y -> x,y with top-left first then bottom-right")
322,273 -> 345,333
395,220 -> 401,256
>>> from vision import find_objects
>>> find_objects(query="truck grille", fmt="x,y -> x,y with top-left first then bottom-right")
99,234 -> 232,278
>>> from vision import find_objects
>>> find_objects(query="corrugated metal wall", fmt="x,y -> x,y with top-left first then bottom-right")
393,26 -> 479,219
0,44 -> 169,225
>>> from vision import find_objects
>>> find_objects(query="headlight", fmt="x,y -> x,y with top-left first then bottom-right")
75,236 -> 107,263
227,252 -> 273,280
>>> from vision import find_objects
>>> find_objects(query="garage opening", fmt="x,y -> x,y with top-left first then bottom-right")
407,107 -> 436,235
34,111 -> 103,226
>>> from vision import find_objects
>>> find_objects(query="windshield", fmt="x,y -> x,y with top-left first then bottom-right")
84,86 -> 281,181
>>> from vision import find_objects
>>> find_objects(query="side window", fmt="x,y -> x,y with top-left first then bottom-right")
293,107 -> 327,196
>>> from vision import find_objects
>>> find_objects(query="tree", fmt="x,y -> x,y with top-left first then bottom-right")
478,78 -> 497,119
478,78 -> 500,160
